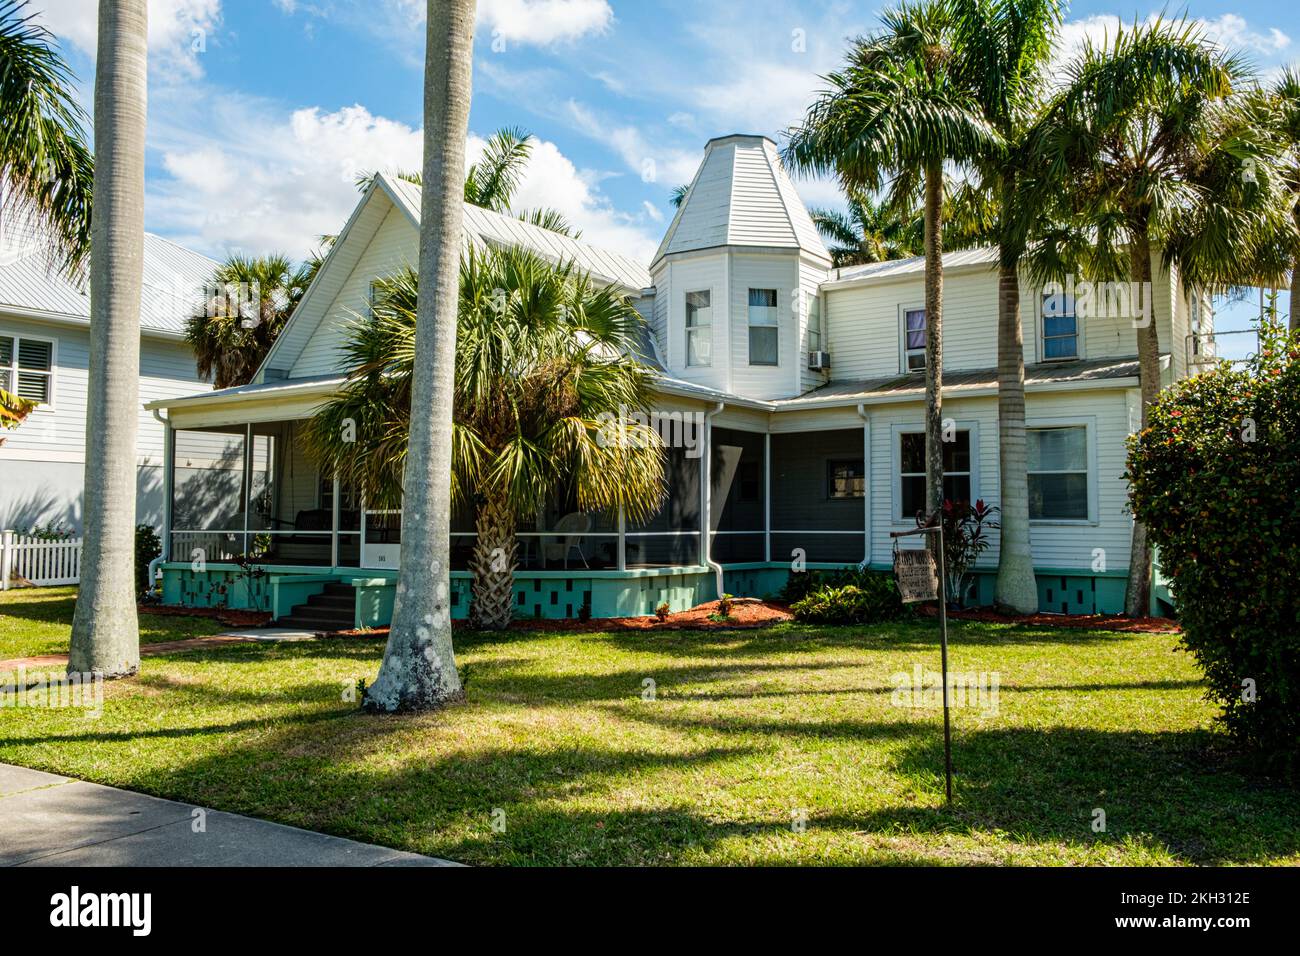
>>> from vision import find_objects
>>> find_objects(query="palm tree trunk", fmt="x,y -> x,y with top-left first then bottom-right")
1124,230 -> 1159,617
364,0 -> 476,711
923,160 -> 944,525
468,490 -> 517,630
68,0 -> 147,679
994,254 -> 1037,613
1290,256 -> 1298,333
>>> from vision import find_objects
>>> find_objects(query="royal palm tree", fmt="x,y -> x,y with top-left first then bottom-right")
1266,69 -> 1299,329
786,0 -> 1001,521
1036,19 -> 1259,615
942,0 -> 1063,613
0,0 -> 94,274
809,188 -> 922,266
184,254 -> 316,389
305,247 -> 665,630
347,0 -> 476,712
68,0 -> 146,679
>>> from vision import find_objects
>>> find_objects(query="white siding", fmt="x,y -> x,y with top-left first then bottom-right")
290,207 -> 417,378
660,253 -> 729,391
729,253 -> 797,400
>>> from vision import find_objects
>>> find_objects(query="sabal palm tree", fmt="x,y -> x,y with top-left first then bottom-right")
305,246 -> 665,630
1036,19 -> 1259,615
357,126 -> 579,236
68,0 -> 147,679
786,0 -> 1001,520
343,0 -> 477,712
943,0 -> 1062,613
809,189 -> 922,266
184,254 -> 316,389
0,0 -> 94,274
1266,68 -> 1299,329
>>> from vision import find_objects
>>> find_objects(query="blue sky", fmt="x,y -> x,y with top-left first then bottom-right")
32,0 -> 1296,343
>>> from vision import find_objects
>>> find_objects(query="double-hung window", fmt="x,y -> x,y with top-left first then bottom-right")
0,333 -> 54,406
1042,292 -> 1079,360
899,430 -> 971,518
685,290 -> 712,367
807,294 -> 822,352
748,288 -> 778,366
1027,426 -> 1089,520
903,308 -> 926,371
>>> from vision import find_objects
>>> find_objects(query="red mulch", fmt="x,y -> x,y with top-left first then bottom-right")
138,604 -> 274,628
918,604 -> 1181,634
328,598 -> 793,639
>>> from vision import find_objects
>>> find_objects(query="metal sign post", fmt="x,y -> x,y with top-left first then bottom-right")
891,519 -> 952,805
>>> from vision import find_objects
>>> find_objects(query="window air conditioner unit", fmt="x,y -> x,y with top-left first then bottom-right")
807,350 -> 831,371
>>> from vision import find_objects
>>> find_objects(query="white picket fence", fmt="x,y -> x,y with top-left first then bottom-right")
1,531 -> 83,589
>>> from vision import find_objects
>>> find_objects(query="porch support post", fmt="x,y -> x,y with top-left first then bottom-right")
243,424 -> 252,559
161,420 -> 174,561
763,432 -> 771,563
617,505 -> 626,571
331,469 -> 340,568
857,404 -> 871,566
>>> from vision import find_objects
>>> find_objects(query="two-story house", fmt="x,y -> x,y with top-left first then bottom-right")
144,135 -> 1208,626
0,219 -> 217,535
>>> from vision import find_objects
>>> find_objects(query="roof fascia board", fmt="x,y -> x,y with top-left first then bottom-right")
0,305 -> 186,341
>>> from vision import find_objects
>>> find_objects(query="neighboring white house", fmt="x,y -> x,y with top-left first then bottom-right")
145,134 -> 1210,624
0,219 -> 217,534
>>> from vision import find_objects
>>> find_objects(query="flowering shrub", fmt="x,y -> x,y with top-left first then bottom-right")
928,499 -> 998,607
1127,325 -> 1300,774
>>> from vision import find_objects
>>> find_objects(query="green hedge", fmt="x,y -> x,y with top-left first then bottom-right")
1127,326 -> 1300,774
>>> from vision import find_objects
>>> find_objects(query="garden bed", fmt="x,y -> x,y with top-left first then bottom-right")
920,605 -> 1180,634
139,603 -> 274,629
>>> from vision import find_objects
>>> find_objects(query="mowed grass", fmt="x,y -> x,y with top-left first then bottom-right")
1,588 -> 1297,865
0,586 -> 226,661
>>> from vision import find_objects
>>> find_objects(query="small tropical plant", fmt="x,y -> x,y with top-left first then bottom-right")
304,246 -> 666,630
930,499 -> 999,607
791,575 -> 906,625
654,601 -> 671,622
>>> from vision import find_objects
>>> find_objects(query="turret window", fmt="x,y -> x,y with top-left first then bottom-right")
748,288 -> 778,366
685,290 -> 712,367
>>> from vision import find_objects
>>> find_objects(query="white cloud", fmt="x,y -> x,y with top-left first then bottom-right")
565,100 -> 701,190
641,200 -> 663,223
34,0 -> 222,80
1055,13 -> 1292,76
383,0 -> 611,47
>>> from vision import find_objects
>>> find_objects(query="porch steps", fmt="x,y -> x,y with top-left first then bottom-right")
279,582 -> 357,633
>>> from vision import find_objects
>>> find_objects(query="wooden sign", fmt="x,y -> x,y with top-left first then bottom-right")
893,548 -> 938,603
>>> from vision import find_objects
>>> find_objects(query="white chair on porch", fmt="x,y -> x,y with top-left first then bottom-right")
543,513 -> 591,569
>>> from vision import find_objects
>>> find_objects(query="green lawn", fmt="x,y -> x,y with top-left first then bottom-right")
0,586 -> 227,661
1,587 -> 1297,865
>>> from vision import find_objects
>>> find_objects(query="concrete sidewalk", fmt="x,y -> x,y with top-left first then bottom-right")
0,764 -> 457,867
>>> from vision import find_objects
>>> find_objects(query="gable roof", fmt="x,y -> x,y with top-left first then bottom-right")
652,134 -> 831,267
257,174 -> 654,380
0,219 -> 219,339
820,246 -> 999,288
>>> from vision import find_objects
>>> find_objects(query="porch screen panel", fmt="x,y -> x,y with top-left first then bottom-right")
626,445 -> 701,567
710,427 -> 765,564
770,429 -> 865,565
248,421 -> 331,566
514,488 -> 619,570
171,425 -> 248,561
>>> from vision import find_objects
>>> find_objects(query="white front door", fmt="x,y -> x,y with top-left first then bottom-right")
361,509 -> 402,569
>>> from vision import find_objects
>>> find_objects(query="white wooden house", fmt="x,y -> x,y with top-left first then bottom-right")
0,219 -> 217,535
144,135 -> 1207,626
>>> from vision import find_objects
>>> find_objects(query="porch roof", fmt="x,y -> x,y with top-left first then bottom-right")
144,373 -> 345,412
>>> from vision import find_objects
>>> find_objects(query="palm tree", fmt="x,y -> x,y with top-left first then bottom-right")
184,254 -> 316,389
670,184 -> 689,208
0,0 -> 94,274
809,189 -> 922,266
0,386 -> 35,441
1036,19 -> 1257,615
68,0 -> 147,679
357,126 -> 579,236
348,0 -> 475,712
304,247 -> 665,630
944,0 -> 1063,613
786,0 -> 1000,522
1266,69 -> 1299,330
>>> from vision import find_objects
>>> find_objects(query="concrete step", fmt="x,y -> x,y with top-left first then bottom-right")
305,593 -> 355,611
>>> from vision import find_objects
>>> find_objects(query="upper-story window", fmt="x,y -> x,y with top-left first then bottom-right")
1042,291 -> 1079,360
902,308 -> 926,371
807,294 -> 822,352
685,290 -> 712,367
0,333 -> 55,407
748,288 -> 778,366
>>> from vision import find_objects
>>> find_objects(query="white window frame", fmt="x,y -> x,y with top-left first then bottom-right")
747,287 -> 779,367
899,305 -> 926,372
684,289 -> 712,368
806,293 -> 822,353
1026,417 -> 1098,525
1039,291 -> 1082,362
890,421 -> 980,524
0,330 -> 57,411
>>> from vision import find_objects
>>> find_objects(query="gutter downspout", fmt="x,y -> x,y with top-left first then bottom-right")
148,408 -> 172,593
703,401 -> 725,598
857,403 -> 871,569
